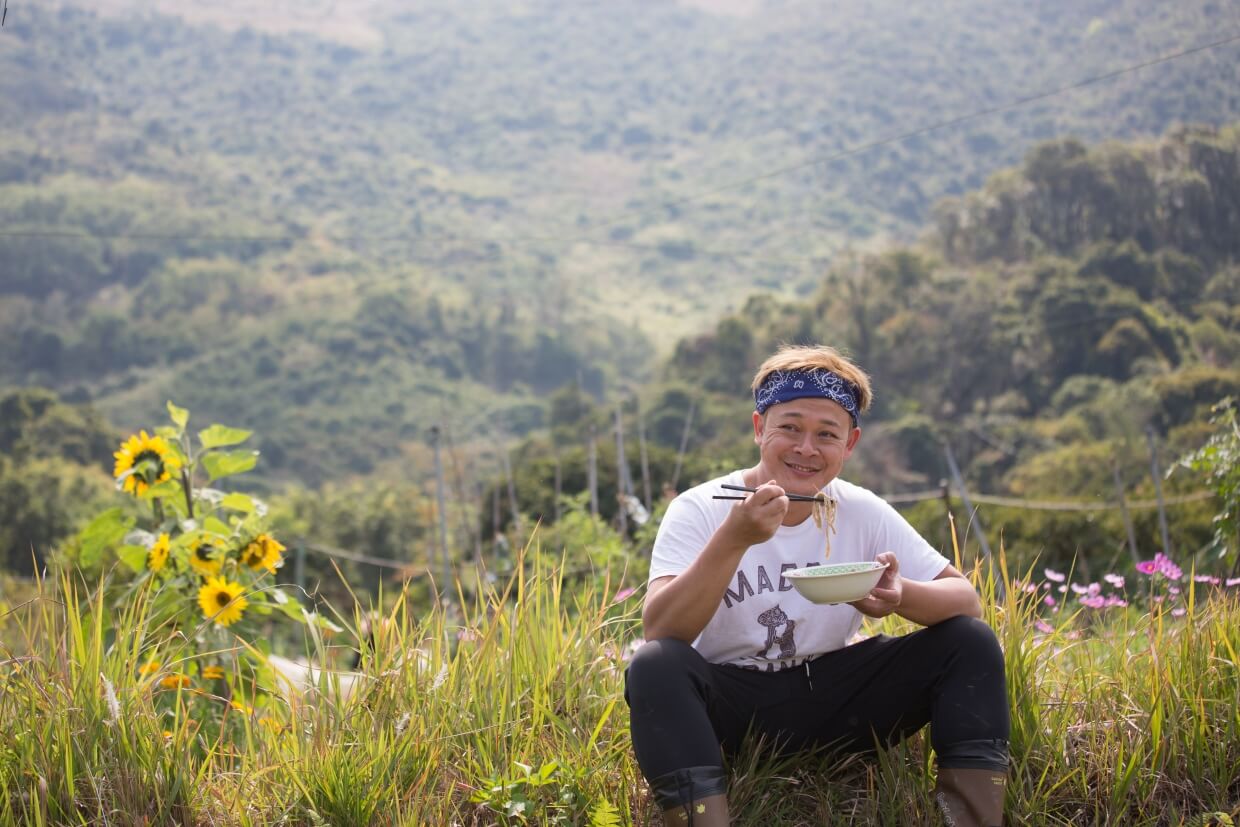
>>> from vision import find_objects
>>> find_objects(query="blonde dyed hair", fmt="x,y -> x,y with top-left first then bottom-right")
750,345 -> 873,415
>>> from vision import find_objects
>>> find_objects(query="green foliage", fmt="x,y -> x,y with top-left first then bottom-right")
0,456 -> 113,574
532,494 -> 649,591
0,389 -> 116,571
269,480 -> 434,598
0,387 -> 115,465
471,760 -> 591,825
3,0 -> 1239,488
1177,399 -> 1240,571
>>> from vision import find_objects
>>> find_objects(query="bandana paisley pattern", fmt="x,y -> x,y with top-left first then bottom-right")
754,369 -> 860,426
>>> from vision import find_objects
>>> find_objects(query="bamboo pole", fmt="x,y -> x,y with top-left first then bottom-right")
588,423 -> 599,518
1145,427 -> 1173,557
671,399 -> 697,491
637,400 -> 653,511
1111,457 -> 1140,563
615,404 -> 629,536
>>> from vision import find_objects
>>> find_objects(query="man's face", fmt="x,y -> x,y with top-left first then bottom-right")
752,396 -> 861,495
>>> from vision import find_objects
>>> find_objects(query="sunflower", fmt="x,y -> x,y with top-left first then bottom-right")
198,576 -> 248,627
240,534 -> 285,573
148,534 -> 170,573
201,665 -> 225,681
113,430 -> 181,496
188,538 -> 223,577
160,673 -> 191,690
139,659 -> 161,677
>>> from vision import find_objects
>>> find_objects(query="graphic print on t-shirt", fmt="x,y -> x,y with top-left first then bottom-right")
755,604 -> 796,659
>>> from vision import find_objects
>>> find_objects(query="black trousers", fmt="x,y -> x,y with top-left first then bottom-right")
624,615 -> 1010,808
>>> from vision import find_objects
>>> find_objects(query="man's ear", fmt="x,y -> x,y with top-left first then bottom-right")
751,410 -> 764,445
845,426 -> 862,453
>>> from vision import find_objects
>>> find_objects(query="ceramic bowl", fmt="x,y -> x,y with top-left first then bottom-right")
785,561 -> 888,604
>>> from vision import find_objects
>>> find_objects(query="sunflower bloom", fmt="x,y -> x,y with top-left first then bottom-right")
198,577 -> 248,626
240,534 -> 285,573
160,673 -> 191,690
148,534 -> 170,573
259,716 -> 287,734
113,430 -> 181,496
188,538 -> 223,577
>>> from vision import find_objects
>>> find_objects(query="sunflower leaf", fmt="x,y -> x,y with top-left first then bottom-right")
221,492 -> 257,514
304,609 -> 344,633
167,401 -> 189,431
203,515 -> 231,536
201,450 -> 259,481
76,508 -> 135,570
117,544 -> 149,574
198,425 -> 252,450
278,599 -> 307,622
140,477 -> 181,501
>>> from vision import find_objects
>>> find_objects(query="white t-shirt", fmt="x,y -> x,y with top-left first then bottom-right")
649,470 -> 951,671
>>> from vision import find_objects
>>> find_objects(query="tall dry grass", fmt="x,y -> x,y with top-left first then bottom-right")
1,551 -> 1237,825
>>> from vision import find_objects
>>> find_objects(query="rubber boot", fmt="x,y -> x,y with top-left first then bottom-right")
661,793 -> 730,827
934,768 -> 1005,827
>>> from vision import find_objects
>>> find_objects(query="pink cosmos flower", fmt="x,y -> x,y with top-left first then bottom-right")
621,639 -> 644,662
1034,619 -> 1054,634
1104,573 -> 1125,589
1193,575 -> 1221,585
612,587 -> 637,604
1171,607 -> 1187,617
1227,578 -> 1240,588
1135,553 -> 1183,580
1043,595 -> 1056,607
1080,595 -> 1106,609
1044,568 -> 1066,583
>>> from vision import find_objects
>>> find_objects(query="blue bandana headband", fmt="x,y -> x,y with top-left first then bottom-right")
754,368 -> 861,426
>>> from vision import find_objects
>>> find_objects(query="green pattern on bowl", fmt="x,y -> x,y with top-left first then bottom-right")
789,562 -> 881,578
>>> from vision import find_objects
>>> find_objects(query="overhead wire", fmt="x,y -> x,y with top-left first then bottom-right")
295,487 -> 1216,571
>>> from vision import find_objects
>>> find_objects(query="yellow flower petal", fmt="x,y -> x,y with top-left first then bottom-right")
197,576 -> 248,627
112,430 -> 181,496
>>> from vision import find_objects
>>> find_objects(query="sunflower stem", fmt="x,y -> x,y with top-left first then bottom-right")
180,467 -> 195,520
153,497 -> 165,527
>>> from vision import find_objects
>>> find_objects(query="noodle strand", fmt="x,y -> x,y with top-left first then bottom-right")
810,492 -> 837,561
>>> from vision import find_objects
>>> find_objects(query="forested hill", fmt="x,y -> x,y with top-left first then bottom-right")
1,0 -> 1239,486
655,125 -> 1239,510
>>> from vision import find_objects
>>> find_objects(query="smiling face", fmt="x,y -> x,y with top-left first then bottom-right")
750,396 -> 861,500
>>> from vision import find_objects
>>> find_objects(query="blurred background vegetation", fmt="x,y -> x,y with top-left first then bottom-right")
2,0 -> 1239,601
